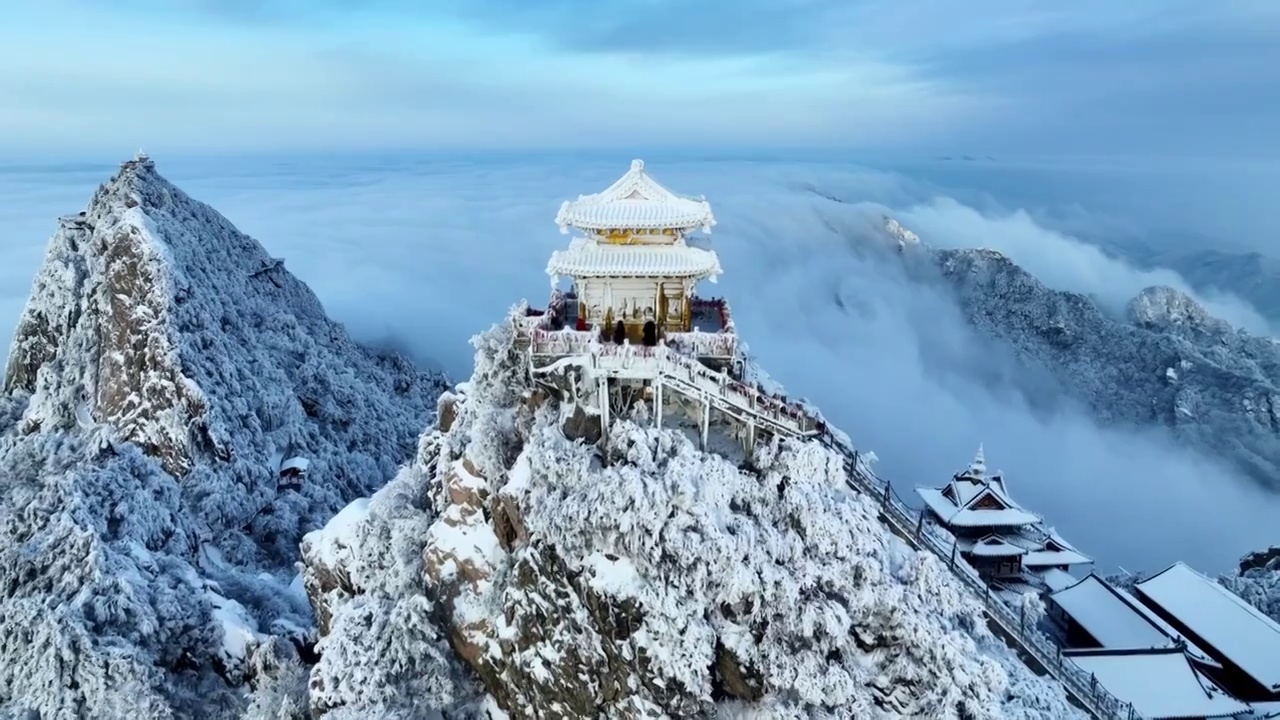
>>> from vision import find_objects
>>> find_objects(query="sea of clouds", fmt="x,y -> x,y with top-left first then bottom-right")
1,153 -> 1277,577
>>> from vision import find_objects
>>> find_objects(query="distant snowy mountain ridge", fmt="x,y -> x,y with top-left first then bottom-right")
0,155 -> 446,717
871,215 -> 1280,492
1094,239 -> 1280,330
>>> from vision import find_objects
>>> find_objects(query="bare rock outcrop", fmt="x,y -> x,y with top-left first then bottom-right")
421,450 -> 701,719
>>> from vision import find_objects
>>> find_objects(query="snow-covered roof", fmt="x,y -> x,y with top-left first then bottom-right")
1044,527 -> 1081,552
1023,548 -> 1092,567
281,456 -> 310,473
966,534 -> 1027,558
1136,561 -> 1280,691
917,445 -> 1041,528
944,477 -> 988,506
1051,573 -> 1221,668
1034,567 -> 1081,592
546,237 -> 722,280
1052,575 -> 1185,650
555,159 -> 716,234
1000,526 -> 1091,567
995,580 -> 1042,605
917,487 -> 1040,528
1066,647 -> 1250,719
1238,700 -> 1280,719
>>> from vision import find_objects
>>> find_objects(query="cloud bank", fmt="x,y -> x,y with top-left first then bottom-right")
2,154 -> 1277,580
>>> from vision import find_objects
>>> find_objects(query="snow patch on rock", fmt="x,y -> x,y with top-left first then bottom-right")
303,498 -> 372,573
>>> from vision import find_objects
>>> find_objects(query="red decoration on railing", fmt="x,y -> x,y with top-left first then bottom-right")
689,296 -> 734,334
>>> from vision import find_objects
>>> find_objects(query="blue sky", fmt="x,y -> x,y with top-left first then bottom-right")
2,0 -> 1277,155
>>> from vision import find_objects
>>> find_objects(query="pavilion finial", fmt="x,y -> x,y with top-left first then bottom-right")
966,443 -> 986,479
630,158 -> 644,172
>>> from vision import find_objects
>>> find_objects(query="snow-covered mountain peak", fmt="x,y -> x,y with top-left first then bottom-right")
303,310 -> 1085,718
0,156 -> 446,717
8,154 -> 224,474
1126,285 -> 1231,337
882,215 -> 921,249
6,155 -> 433,480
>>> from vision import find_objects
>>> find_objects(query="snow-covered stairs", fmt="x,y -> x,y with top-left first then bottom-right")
532,344 -> 821,441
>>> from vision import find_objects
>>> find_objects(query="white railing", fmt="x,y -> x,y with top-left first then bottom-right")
656,349 -> 818,436
530,342 -> 819,438
523,293 -> 738,360
664,330 -> 737,359
529,327 -> 738,362
529,328 -> 597,356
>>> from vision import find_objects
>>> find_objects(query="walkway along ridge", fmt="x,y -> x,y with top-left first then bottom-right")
529,343 -> 1140,720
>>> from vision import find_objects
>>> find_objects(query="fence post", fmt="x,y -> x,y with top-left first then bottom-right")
915,508 -> 925,539
950,539 -> 958,569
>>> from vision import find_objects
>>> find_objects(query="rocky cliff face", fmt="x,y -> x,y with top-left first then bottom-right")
304,314 -> 1084,719
0,155 -> 446,718
867,219 -> 1280,491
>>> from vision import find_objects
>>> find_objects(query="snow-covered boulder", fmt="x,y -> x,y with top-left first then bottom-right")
1126,285 -> 1233,339
0,155 -> 447,718
301,498 -> 373,637
310,312 -> 1084,719
1222,546 -> 1280,625
883,215 -> 921,250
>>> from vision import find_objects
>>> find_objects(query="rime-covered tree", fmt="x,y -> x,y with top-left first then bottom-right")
0,155 -> 445,717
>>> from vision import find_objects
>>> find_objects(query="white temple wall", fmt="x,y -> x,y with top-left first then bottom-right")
575,277 -> 694,328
